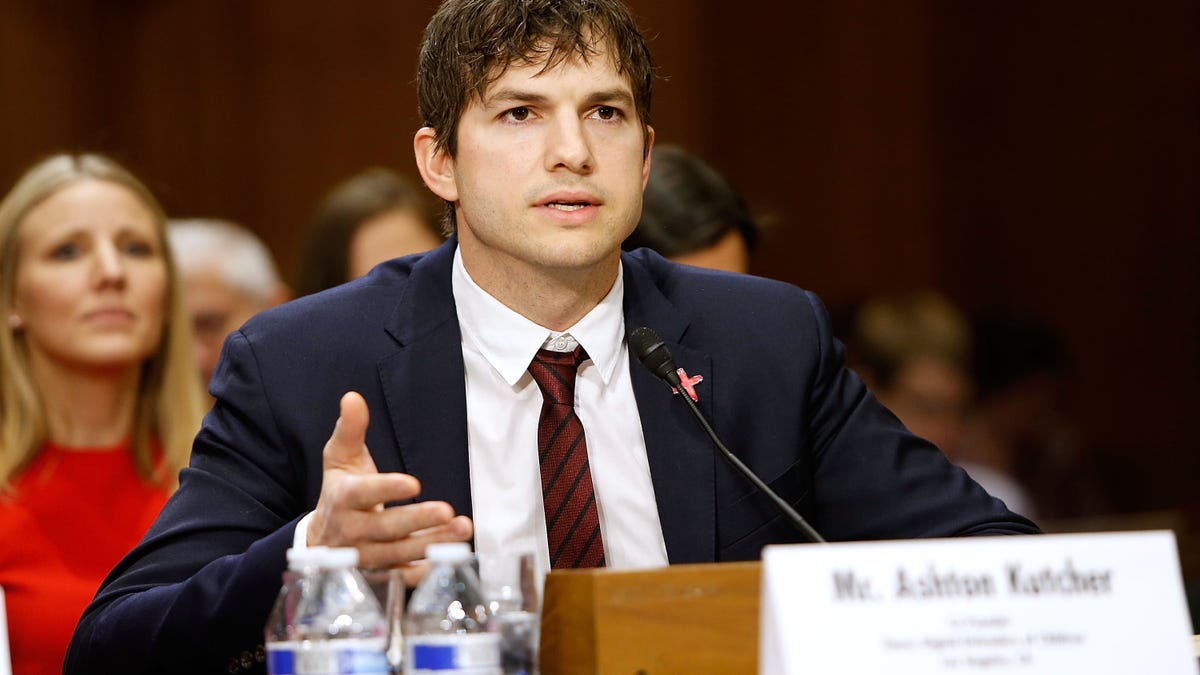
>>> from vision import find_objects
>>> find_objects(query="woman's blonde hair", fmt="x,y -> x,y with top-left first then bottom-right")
0,153 -> 206,489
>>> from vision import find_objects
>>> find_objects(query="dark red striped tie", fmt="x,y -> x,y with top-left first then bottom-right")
527,346 -> 606,569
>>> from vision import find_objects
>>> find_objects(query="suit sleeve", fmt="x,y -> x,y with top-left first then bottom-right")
800,291 -> 1040,540
65,330 -> 309,675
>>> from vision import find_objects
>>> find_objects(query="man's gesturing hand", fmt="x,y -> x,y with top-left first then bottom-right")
306,391 -> 473,569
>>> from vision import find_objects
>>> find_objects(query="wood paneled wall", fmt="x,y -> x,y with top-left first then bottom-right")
2,1 -> 1197,521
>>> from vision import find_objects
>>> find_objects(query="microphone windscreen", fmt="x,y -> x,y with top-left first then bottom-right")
628,326 -> 679,383
628,326 -> 663,360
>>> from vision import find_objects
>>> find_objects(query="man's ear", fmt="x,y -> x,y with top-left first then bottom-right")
641,125 -> 656,189
414,127 -> 458,203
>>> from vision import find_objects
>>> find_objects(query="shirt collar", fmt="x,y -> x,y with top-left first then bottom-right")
452,247 -> 626,387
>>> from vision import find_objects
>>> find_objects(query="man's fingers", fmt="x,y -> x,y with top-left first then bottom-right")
330,473 -> 423,511
349,501 -> 463,543
371,504 -> 468,541
313,498 -> 462,548
355,515 -> 475,569
324,391 -> 375,472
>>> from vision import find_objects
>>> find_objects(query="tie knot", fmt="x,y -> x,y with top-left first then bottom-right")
528,346 -> 588,406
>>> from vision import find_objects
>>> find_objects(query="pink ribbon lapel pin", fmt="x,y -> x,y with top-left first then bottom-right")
671,367 -> 704,402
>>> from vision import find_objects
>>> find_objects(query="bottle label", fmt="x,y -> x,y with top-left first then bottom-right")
405,633 -> 501,673
295,638 -> 390,675
267,642 -> 298,675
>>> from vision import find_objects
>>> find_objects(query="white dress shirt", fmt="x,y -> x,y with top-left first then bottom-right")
453,249 -> 668,583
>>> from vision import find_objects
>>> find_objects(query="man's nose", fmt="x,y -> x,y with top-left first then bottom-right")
545,116 -> 594,173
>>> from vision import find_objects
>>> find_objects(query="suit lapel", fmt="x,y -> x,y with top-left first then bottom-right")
378,241 -> 474,520
623,254 -> 717,564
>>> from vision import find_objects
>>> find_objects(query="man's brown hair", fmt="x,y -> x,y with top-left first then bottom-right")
417,0 -> 655,158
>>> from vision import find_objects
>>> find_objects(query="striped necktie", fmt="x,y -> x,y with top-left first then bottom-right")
527,346 -> 606,568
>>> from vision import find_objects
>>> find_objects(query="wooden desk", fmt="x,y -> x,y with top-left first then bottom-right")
540,562 -> 761,675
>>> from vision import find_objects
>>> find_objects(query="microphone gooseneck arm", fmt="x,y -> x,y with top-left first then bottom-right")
628,327 -> 827,544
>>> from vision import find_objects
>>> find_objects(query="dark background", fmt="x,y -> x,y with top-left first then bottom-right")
2,1 -> 1197,580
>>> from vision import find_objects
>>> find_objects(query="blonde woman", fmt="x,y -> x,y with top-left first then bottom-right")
0,154 -> 205,673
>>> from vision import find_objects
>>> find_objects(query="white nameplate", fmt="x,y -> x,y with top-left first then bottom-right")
760,531 -> 1198,674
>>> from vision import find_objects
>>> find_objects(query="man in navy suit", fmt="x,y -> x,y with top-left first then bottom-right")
66,0 -> 1036,672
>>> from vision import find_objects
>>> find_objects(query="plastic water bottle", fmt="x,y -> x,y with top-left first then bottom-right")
266,547 -> 329,675
404,543 -> 501,674
293,546 -> 390,675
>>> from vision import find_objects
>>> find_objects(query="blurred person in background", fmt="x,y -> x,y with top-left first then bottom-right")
963,313 -> 1096,521
0,153 -> 206,673
846,291 -> 1036,517
847,291 -> 973,454
294,167 -> 443,296
623,144 -> 760,274
168,219 -> 289,395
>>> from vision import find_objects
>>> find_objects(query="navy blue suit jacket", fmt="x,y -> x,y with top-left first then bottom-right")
66,239 -> 1036,674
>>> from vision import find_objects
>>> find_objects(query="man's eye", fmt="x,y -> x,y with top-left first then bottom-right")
505,107 -> 531,122
594,106 -> 619,121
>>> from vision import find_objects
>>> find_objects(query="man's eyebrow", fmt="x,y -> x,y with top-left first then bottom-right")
483,88 -> 549,107
584,89 -> 635,108
482,88 -> 635,109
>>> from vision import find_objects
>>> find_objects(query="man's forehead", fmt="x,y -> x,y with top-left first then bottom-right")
476,49 -> 630,102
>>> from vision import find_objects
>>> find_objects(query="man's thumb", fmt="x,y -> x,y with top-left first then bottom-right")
324,391 -> 376,470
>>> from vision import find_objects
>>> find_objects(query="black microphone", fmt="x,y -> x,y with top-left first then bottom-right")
628,326 -> 827,544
